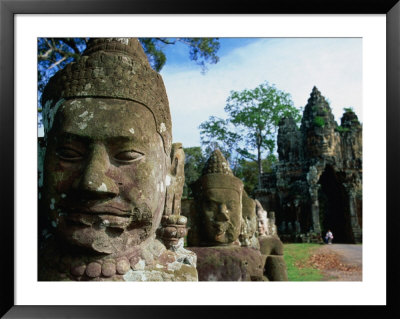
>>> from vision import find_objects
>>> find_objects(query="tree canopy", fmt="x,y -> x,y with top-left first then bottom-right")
199,81 -> 301,190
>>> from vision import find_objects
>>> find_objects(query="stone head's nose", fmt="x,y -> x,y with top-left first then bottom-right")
73,143 -> 119,199
216,204 -> 229,221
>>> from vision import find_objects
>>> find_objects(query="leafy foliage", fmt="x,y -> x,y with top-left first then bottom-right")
199,81 -> 301,189
235,155 -> 277,195
343,107 -> 354,113
182,147 -> 207,198
38,38 -> 88,101
313,116 -> 325,127
335,126 -> 350,133
139,38 -> 220,73
198,116 -> 242,170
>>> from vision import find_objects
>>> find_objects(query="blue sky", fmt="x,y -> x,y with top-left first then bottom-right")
160,38 -> 362,148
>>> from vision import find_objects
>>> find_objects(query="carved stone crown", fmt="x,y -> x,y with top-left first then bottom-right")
41,38 -> 172,155
194,149 -> 243,193
202,149 -> 233,176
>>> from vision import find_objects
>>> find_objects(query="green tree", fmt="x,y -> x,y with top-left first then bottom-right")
198,116 -> 242,171
139,38 -> 220,73
182,146 -> 207,198
38,38 -> 88,101
200,81 -> 301,190
235,155 -> 277,195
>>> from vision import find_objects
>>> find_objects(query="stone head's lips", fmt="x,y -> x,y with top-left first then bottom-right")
66,213 -> 130,228
63,202 -> 132,216
78,205 -> 131,216
63,204 -> 132,227
214,222 -> 228,235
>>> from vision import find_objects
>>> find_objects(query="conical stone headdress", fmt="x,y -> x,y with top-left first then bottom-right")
41,38 -> 172,155
202,148 -> 234,176
194,149 -> 243,193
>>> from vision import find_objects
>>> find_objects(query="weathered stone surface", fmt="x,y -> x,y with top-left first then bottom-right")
86,262 -> 102,278
70,263 -> 86,277
116,258 -> 130,275
38,38 -> 197,281
101,261 -> 116,277
188,246 -> 265,281
256,87 -> 362,244
258,236 -> 284,256
39,236 -> 197,281
277,116 -> 303,162
121,238 -> 198,281
264,255 -> 288,281
240,191 -> 259,249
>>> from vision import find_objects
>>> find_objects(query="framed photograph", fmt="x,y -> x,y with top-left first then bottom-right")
1,0 -> 398,317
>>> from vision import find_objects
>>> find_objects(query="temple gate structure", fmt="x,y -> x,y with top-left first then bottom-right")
255,87 -> 362,243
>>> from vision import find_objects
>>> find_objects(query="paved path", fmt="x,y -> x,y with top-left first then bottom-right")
325,244 -> 362,266
319,244 -> 362,281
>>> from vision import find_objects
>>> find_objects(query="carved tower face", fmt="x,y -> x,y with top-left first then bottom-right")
43,98 -> 168,254
301,86 -> 338,158
305,130 -> 336,157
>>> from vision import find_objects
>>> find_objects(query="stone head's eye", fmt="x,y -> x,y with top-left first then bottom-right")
204,200 -> 217,211
114,150 -> 144,163
227,202 -> 237,210
56,147 -> 83,161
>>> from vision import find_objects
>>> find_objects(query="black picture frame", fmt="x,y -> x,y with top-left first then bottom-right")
1,0 -> 399,318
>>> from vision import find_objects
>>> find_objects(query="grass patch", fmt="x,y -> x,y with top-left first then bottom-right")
283,243 -> 324,281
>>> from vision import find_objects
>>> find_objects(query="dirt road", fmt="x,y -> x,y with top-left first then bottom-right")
313,244 -> 362,281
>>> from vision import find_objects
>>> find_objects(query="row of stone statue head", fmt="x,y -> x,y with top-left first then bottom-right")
185,148 -> 279,251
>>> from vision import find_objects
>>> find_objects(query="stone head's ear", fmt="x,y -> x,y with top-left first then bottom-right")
158,143 -> 187,249
170,143 -> 185,181
164,143 -> 185,216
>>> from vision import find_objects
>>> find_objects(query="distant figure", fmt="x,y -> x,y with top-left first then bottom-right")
325,230 -> 334,244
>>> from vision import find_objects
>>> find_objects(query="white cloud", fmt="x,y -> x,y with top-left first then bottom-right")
161,38 -> 362,147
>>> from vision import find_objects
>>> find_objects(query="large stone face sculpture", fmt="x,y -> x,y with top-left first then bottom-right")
186,150 -> 287,281
190,149 -> 243,246
38,38 -> 197,281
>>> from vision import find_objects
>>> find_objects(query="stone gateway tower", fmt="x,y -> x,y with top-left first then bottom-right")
256,87 -> 362,243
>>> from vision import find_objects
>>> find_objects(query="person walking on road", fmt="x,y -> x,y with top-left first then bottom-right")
325,230 -> 334,244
